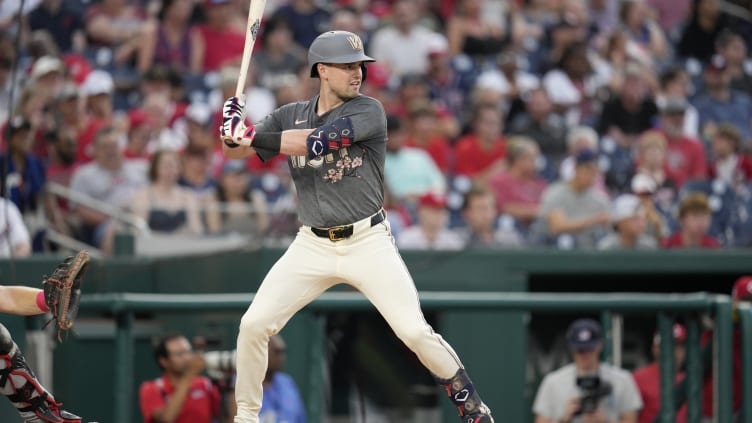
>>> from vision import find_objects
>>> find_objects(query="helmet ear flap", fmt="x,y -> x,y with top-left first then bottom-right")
361,63 -> 368,82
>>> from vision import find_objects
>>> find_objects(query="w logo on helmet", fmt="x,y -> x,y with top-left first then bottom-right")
347,35 -> 363,51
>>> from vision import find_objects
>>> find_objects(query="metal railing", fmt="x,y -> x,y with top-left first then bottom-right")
78,291 -> 739,423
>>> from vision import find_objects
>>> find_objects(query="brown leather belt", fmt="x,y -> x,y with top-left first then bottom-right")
310,209 -> 386,241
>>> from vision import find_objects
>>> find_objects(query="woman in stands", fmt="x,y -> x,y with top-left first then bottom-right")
131,149 -> 204,235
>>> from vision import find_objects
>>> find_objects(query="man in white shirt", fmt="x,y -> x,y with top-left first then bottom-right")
369,0 -> 443,77
0,197 -> 30,257
533,319 -> 643,423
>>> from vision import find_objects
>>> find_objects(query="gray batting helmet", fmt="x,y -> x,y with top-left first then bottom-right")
308,31 -> 374,80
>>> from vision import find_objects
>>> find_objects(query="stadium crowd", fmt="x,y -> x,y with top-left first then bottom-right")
1,0 -> 752,255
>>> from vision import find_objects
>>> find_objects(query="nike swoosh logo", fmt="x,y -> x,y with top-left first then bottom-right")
295,119 -> 307,125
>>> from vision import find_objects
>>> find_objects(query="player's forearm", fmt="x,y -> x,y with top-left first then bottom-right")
0,286 -> 45,315
279,129 -> 313,156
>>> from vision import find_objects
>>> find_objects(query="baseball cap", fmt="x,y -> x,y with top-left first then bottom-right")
611,194 -> 641,223
566,318 -> 602,351
6,116 -> 31,137
57,83 -> 79,102
653,323 -> 687,345
732,276 -> 752,301
705,54 -> 727,73
427,34 -> 449,57
82,70 -> 114,96
574,148 -> 598,165
30,55 -> 64,80
631,173 -> 657,195
418,192 -> 448,209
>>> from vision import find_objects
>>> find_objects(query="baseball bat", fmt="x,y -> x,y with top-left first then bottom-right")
222,0 -> 265,146
236,0 -> 265,97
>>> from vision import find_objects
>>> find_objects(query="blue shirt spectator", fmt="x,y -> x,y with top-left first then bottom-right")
0,118 -> 45,214
259,335 -> 306,423
271,0 -> 330,49
692,57 -> 752,144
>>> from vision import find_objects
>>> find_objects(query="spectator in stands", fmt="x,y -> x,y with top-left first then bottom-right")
630,173 -> 670,242
138,91 -> 187,153
370,0 -> 442,77
424,36 -> 468,122
44,126 -> 79,240
532,318 -> 642,423
618,0 -> 668,61
0,196 -> 31,257
508,88 -> 567,179
195,0 -> 245,72
632,323 -> 688,423
271,0 -> 330,49
597,194 -> 658,249
445,0 -> 506,60
536,149 -> 611,249
384,115 -> 445,206
0,33 -> 20,124
139,333 -> 224,423
488,137 -> 547,229
542,42 -> 605,126
392,73 -> 459,140
716,30 -> 752,93
404,99 -> 452,173
596,63 -> 658,146
461,185 -> 522,249
0,117 -> 45,215
53,82 -> 101,164
253,15 -> 306,92
657,98 -> 708,189
708,123 -> 752,185
28,55 -> 66,104
28,0 -> 85,53
125,109 -> 152,160
661,192 -> 720,248
213,65 -> 276,130
82,69 -> 115,128
70,127 -> 148,254
559,126 -> 601,185
677,0 -> 731,62
657,67 -> 699,138
647,0 -> 691,35
634,130 -> 672,191
141,0 -> 202,74
453,104 -> 507,182
693,55 -> 752,145
215,159 -> 268,237
84,0 -> 154,69
131,149 -> 204,236
397,193 -> 465,250
475,50 -> 540,116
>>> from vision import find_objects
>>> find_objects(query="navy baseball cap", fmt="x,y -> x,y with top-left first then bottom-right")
566,319 -> 602,351
574,149 -> 598,165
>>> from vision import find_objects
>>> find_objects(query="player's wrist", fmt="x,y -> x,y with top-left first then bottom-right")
36,290 -> 50,312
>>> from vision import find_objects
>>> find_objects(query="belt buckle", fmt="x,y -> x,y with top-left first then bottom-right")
328,226 -> 348,242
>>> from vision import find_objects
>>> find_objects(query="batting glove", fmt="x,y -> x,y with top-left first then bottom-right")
220,96 -> 256,147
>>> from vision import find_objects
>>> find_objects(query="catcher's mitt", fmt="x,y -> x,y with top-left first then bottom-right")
42,251 -> 90,336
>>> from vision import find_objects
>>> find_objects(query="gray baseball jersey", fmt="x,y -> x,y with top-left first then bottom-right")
255,94 -> 387,228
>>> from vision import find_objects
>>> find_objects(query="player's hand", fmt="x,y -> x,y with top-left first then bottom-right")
221,96 -> 256,147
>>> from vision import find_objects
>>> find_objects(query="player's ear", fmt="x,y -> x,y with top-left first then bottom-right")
317,63 -> 327,79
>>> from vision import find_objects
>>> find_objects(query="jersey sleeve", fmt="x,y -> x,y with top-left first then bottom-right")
138,381 -> 163,423
342,96 -> 387,144
253,103 -> 297,162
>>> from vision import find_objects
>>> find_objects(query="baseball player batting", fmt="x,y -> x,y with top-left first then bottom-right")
220,30 -> 494,423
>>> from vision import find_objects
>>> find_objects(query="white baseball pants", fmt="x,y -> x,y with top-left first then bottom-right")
233,217 -> 463,423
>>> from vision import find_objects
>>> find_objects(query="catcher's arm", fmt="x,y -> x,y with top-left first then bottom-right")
0,285 -> 48,316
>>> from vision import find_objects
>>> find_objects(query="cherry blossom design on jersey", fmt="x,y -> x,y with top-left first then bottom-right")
323,154 -> 364,183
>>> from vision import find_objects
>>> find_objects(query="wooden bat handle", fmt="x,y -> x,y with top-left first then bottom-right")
235,0 -> 265,97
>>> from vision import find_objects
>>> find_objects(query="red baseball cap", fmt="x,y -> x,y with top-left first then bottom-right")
732,276 -> 752,301
653,323 -> 687,344
418,192 -> 448,209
